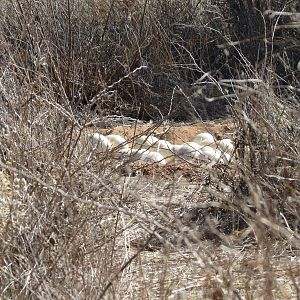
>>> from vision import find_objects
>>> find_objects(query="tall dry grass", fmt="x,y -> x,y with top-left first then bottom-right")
0,0 -> 300,299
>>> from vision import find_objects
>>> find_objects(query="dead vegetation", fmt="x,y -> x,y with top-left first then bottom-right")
0,0 -> 300,299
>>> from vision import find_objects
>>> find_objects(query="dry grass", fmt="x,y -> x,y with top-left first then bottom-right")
0,0 -> 300,299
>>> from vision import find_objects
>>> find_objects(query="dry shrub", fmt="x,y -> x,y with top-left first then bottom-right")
1,0 -> 299,120
1,0 -> 300,299
234,84 -> 300,236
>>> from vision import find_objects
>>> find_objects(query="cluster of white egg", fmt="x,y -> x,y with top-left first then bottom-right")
86,132 -> 235,166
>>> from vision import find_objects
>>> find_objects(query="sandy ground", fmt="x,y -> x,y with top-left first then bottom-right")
87,118 -> 236,144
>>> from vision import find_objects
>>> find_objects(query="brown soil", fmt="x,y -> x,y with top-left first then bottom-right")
88,118 -> 236,143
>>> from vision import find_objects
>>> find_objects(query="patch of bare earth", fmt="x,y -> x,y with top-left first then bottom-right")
82,118 -> 300,299
87,118 -> 236,143
114,245 -> 300,299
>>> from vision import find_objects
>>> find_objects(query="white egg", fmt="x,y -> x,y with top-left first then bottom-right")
173,142 -> 204,160
218,138 -> 234,154
201,146 -> 221,162
155,140 -> 175,163
106,134 -> 129,150
88,133 -> 112,152
140,151 -> 166,165
134,135 -> 159,150
192,132 -> 216,147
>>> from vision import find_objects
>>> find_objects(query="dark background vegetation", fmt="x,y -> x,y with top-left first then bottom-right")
1,0 -> 299,120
